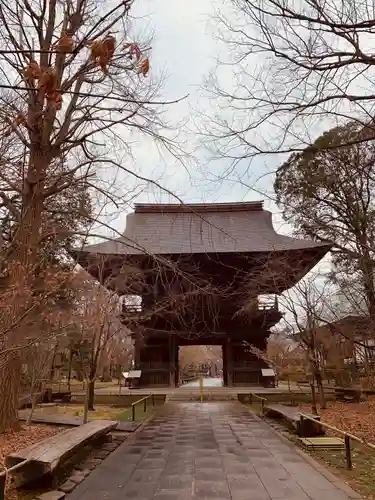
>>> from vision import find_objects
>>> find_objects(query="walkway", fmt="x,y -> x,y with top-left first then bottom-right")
66,402 -> 361,500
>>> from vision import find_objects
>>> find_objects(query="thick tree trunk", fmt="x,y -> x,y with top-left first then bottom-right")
0,172 -> 45,431
0,93 -> 51,432
0,352 -> 22,432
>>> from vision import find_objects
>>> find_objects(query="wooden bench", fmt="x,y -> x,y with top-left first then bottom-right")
264,403 -> 324,437
5,420 -> 117,487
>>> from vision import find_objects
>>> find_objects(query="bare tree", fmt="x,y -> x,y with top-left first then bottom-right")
69,273 -> 130,419
179,346 -> 222,377
23,338 -> 55,425
205,0 -> 375,161
280,274 -> 331,412
0,264 -> 76,431
0,0 -> 182,432
267,330 -> 304,377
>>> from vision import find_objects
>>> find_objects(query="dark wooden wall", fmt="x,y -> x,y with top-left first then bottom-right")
135,333 -> 271,388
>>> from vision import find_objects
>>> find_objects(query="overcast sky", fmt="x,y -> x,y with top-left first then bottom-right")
93,0 -> 333,327
104,0 -> 287,233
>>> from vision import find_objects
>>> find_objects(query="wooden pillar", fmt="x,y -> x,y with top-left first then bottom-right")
168,335 -> 176,387
134,339 -> 141,367
224,341 -> 233,387
222,344 -> 227,386
175,345 -> 180,387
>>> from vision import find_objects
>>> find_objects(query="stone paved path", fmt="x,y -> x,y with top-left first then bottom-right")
66,402 -> 361,500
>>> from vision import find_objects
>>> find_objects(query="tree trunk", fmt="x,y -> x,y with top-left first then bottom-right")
0,177 -> 45,432
88,379 -> 95,411
26,392 -> 38,425
83,380 -> 90,424
315,370 -> 326,409
67,349 -> 73,392
88,365 -> 96,411
310,377 -> 318,415
0,352 -> 22,432
49,343 -> 59,382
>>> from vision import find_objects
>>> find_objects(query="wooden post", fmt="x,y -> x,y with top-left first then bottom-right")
152,394 -> 155,406
249,393 -> 253,405
226,341 -> 233,387
144,398 -> 147,413
299,415 -> 304,437
132,404 -> 135,421
168,335 -> 176,387
222,344 -> 227,387
345,435 -> 352,469
261,398 -> 265,416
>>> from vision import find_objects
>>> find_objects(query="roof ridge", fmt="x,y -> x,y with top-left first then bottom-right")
134,201 -> 264,213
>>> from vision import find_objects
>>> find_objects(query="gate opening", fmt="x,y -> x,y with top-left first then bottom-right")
178,345 -> 223,387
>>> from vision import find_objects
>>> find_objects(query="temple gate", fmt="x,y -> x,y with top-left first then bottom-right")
75,201 -> 330,387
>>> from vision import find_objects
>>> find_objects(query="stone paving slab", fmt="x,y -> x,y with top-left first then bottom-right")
65,402 -> 362,500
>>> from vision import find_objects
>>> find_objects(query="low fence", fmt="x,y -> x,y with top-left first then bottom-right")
72,393 -> 166,407
299,413 -> 375,470
131,394 -> 156,421
247,393 -> 267,415
238,390 -> 314,405
247,391 -> 375,470
0,459 -> 29,500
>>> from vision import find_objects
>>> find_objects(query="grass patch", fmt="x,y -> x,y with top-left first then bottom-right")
31,399 -> 162,423
49,380 -> 119,393
245,403 -> 263,416
32,404 -> 123,421
116,402 -> 157,422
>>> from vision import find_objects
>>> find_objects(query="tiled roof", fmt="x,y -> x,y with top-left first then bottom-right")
79,202 -> 331,256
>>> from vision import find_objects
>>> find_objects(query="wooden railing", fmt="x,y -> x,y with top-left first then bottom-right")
248,393 -> 267,415
299,412 -> 375,469
0,459 -> 29,500
131,394 -> 155,421
137,362 -> 170,371
247,391 -> 375,471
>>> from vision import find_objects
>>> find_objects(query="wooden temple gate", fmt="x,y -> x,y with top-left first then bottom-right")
75,201 -> 331,388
